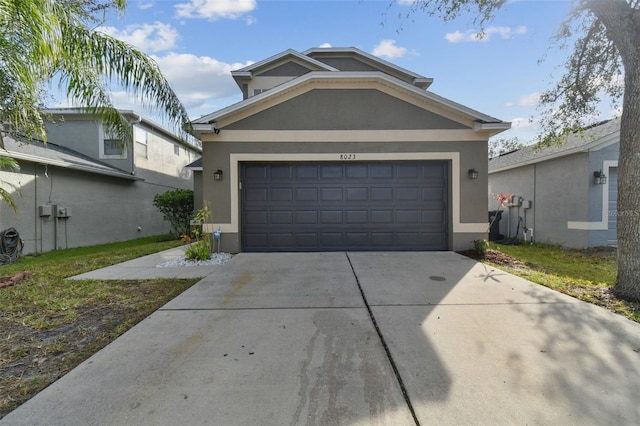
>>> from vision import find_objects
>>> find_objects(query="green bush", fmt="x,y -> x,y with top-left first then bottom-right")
474,238 -> 489,256
152,189 -> 194,237
185,202 -> 212,261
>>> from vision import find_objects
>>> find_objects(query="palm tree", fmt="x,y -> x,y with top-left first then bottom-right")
0,0 -> 191,149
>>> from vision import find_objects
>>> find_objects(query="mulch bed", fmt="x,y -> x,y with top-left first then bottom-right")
457,248 -> 525,268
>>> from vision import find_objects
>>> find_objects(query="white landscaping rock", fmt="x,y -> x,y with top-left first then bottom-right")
155,252 -> 231,268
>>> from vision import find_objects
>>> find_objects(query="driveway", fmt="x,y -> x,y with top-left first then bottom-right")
3,252 -> 640,425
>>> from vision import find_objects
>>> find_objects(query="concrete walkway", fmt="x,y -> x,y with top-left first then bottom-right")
3,251 -> 640,425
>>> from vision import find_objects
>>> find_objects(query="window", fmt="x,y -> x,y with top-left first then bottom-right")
253,88 -> 268,96
134,126 -> 148,159
174,145 -> 180,156
99,124 -> 127,159
103,138 -> 123,156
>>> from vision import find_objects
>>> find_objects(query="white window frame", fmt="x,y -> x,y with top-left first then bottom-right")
134,126 -> 148,159
99,123 -> 127,159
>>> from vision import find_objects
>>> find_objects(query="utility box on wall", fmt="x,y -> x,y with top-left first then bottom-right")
54,205 -> 72,218
38,205 -> 52,217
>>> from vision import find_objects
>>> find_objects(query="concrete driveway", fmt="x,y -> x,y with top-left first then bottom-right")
3,252 -> 640,425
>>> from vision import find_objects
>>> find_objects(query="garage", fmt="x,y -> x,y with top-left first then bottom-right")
241,161 -> 448,252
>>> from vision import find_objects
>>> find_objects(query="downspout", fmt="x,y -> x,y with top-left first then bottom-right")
129,114 -> 142,176
34,164 -> 38,253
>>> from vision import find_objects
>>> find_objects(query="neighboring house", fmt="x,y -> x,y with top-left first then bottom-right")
190,47 -> 510,252
0,109 -> 201,254
488,118 -> 620,248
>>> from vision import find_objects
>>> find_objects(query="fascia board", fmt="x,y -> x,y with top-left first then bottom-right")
193,71 -> 506,129
1,151 -> 142,181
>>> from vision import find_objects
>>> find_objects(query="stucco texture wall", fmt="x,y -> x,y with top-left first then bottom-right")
0,160 -> 194,255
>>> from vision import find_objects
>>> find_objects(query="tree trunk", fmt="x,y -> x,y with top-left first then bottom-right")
613,60 -> 640,303
587,0 -> 640,302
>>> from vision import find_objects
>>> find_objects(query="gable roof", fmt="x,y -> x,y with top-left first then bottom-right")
489,118 -> 620,173
1,136 -> 142,180
193,70 -> 509,134
303,47 -> 433,89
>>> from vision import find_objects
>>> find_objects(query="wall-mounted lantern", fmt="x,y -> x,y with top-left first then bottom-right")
593,170 -> 607,185
213,169 -> 224,181
468,168 -> 479,179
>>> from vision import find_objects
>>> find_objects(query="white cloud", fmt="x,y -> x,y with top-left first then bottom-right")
318,43 -> 332,48
99,22 -> 180,53
372,39 -> 408,59
175,0 -> 257,21
151,53 -> 252,111
505,92 -> 541,107
445,26 -> 527,43
509,117 -> 536,129
138,2 -> 153,10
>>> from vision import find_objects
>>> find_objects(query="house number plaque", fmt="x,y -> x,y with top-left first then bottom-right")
339,154 -> 357,160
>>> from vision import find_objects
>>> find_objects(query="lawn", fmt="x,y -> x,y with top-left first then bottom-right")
485,243 -> 639,323
0,235 -> 200,419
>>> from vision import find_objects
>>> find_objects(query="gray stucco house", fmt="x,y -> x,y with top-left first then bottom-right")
191,47 -> 510,252
488,118 -> 620,248
0,109 -> 201,254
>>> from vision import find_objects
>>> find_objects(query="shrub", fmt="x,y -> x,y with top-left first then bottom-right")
185,202 -> 212,262
474,238 -> 489,256
152,189 -> 194,237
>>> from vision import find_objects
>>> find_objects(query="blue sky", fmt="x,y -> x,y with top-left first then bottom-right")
61,0 -> 619,143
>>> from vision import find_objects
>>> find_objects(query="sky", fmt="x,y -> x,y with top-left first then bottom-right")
56,0 -> 621,144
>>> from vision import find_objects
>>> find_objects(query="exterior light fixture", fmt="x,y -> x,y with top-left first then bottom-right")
593,170 -> 607,185
468,168 -> 479,179
213,169 -> 223,181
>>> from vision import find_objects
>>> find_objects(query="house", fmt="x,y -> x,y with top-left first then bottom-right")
190,47 -> 510,252
488,118 -> 620,248
0,109 -> 201,254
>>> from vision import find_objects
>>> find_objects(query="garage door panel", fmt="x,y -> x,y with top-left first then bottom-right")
397,187 -> 420,201
271,211 -> 293,224
245,188 -> 268,202
346,164 -> 368,178
270,164 -> 293,180
320,165 -> 343,179
346,232 -> 369,246
320,188 -> 343,201
345,187 -> 368,201
320,210 -> 343,224
271,188 -> 293,201
371,210 -> 394,224
242,162 -> 448,251
371,187 -> 393,201
346,210 -> 368,224
371,164 -> 393,179
296,165 -> 318,179
396,210 -> 420,224
296,188 -> 318,201
295,211 -> 318,224
244,211 -> 268,224
295,233 -> 318,246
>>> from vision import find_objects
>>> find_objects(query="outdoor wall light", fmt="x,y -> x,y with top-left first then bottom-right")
468,168 -> 479,179
593,170 -> 607,185
213,169 -> 223,181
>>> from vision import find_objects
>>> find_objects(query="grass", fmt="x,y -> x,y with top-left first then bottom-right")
0,235 -> 200,418
489,243 -> 640,323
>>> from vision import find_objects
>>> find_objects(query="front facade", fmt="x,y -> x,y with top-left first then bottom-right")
0,110 -> 201,254
488,119 -> 619,248
193,47 -> 510,252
